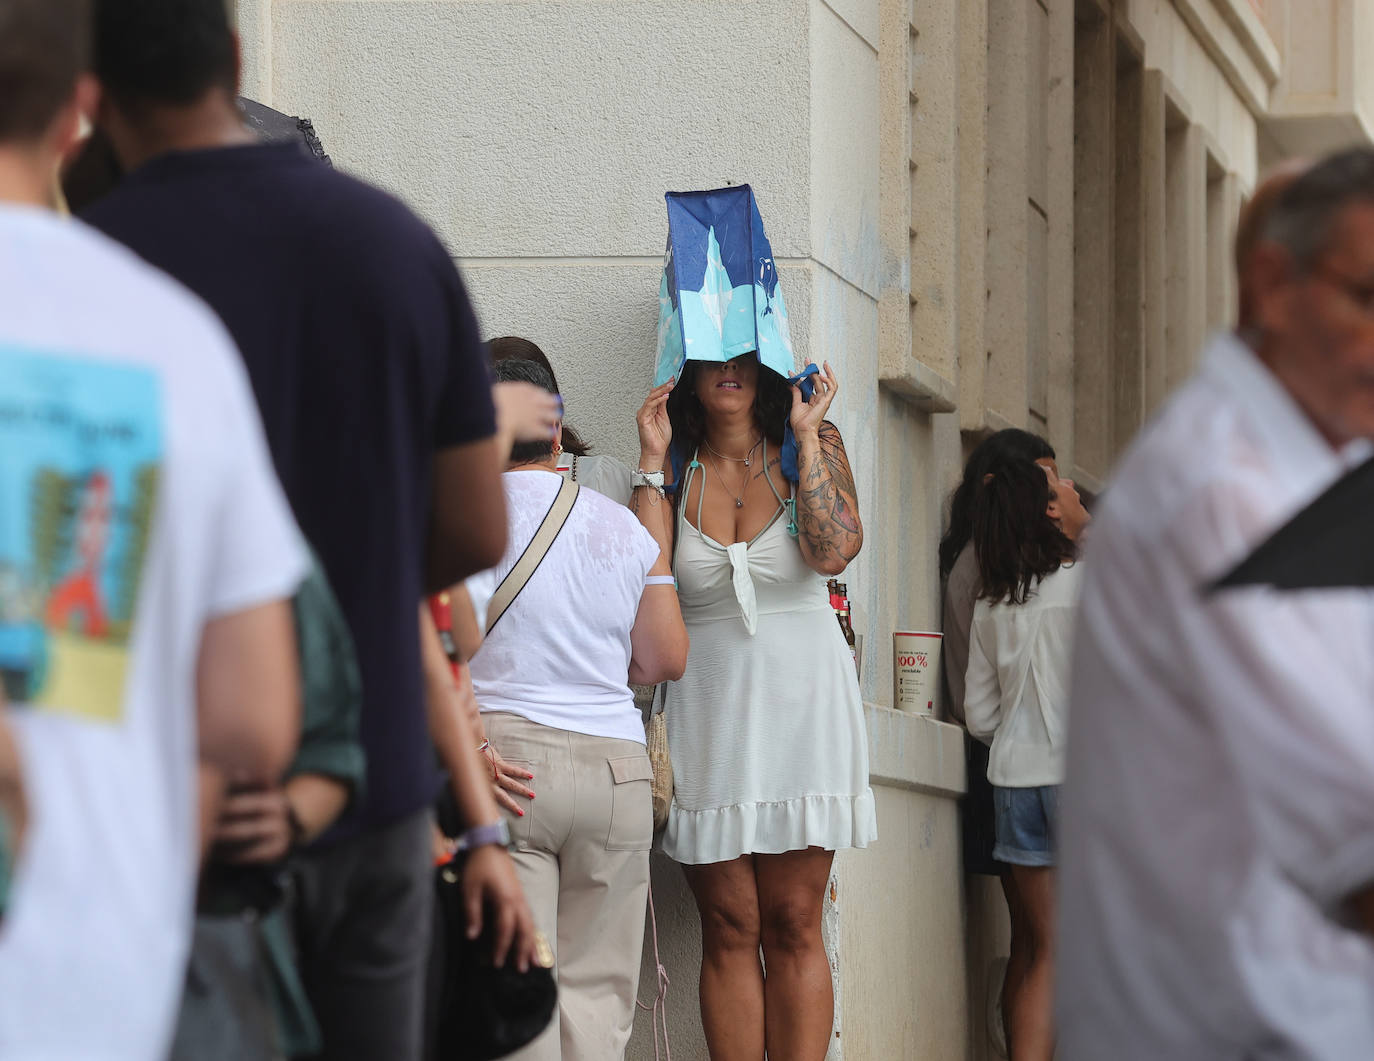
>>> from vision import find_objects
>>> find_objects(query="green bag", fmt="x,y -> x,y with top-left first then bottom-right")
185,555 -> 366,1059
288,558 -> 365,797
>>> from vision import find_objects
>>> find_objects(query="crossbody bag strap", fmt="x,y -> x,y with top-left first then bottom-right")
485,478 -> 580,636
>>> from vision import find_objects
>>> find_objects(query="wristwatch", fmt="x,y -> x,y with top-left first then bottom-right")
632,469 -> 666,496
455,819 -> 512,853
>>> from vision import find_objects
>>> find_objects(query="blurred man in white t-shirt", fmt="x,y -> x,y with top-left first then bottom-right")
0,1 -> 308,1056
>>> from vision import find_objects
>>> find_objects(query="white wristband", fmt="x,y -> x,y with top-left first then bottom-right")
632,469 -> 666,497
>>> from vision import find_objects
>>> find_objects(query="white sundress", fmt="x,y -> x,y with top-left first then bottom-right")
659,446 -> 878,865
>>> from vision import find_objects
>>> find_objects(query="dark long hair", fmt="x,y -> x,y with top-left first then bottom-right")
939,429 -> 1056,579
666,361 -> 794,464
487,335 -> 590,457
971,453 -> 1075,604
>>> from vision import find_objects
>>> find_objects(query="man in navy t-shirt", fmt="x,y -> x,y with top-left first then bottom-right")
83,2 -> 524,1056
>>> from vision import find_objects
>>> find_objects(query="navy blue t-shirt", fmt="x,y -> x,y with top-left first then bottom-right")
86,143 -> 496,839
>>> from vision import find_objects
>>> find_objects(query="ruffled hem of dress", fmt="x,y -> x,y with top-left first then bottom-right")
658,788 -> 878,865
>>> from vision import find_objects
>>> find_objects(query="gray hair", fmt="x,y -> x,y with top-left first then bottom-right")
491,356 -> 556,395
491,356 -> 558,464
1262,147 -> 1374,270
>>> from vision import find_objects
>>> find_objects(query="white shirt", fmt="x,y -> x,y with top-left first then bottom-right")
467,470 -> 662,745
964,562 -> 1082,787
1059,332 -> 1374,1060
555,452 -> 634,507
0,206 -> 307,1059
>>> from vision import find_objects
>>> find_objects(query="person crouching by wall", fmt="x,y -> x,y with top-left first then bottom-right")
464,358 -> 687,1060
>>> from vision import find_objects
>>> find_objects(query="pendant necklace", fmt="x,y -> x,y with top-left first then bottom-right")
705,448 -> 750,508
704,435 -> 763,468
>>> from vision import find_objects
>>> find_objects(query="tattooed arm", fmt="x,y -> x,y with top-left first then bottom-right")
789,361 -> 863,575
794,421 -> 864,574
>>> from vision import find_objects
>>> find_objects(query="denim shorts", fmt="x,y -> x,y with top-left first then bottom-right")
992,784 -> 1060,867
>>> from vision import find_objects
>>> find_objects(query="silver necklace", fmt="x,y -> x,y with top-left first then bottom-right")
705,448 -> 750,508
704,436 -> 763,468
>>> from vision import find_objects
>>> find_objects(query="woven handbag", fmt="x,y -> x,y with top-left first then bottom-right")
646,693 -> 673,833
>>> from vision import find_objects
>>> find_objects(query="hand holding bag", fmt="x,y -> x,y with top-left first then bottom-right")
431,846 -> 556,1061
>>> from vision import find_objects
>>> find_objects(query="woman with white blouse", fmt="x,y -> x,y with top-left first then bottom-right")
964,454 -> 1089,1061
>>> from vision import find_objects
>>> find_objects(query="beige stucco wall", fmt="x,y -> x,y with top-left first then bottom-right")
234,0 -> 1355,1056
266,0 -> 815,467
1123,0 -> 1261,184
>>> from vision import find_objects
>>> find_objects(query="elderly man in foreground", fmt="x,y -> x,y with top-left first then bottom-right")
1059,149 -> 1374,1059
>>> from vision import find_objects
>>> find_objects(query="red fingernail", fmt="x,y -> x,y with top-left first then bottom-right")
517,809 -> 525,817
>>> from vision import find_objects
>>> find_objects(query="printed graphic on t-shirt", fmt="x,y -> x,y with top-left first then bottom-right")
0,346 -> 162,722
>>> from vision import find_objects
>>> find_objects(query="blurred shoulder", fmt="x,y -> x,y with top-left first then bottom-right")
60,219 -> 244,381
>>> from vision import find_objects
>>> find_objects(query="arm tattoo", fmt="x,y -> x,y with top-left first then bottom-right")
794,423 -> 863,565
819,425 -> 858,503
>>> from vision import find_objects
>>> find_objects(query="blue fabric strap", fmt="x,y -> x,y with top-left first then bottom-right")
667,446 -> 687,497
780,363 -> 821,483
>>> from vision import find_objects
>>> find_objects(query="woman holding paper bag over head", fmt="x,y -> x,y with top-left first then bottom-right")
639,185 -> 875,1061
636,357 -> 876,1061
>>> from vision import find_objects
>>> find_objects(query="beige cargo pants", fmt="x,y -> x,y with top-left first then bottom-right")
484,711 -> 653,1061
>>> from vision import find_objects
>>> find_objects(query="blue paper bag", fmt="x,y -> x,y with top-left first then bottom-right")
654,185 -> 797,386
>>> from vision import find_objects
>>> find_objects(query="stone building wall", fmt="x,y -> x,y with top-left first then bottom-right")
235,1 -> 1367,1055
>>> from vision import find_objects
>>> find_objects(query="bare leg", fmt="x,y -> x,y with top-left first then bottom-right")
1000,869 -> 1028,1052
684,857 -> 765,1061
755,848 -> 835,1061
1006,865 -> 1055,1061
